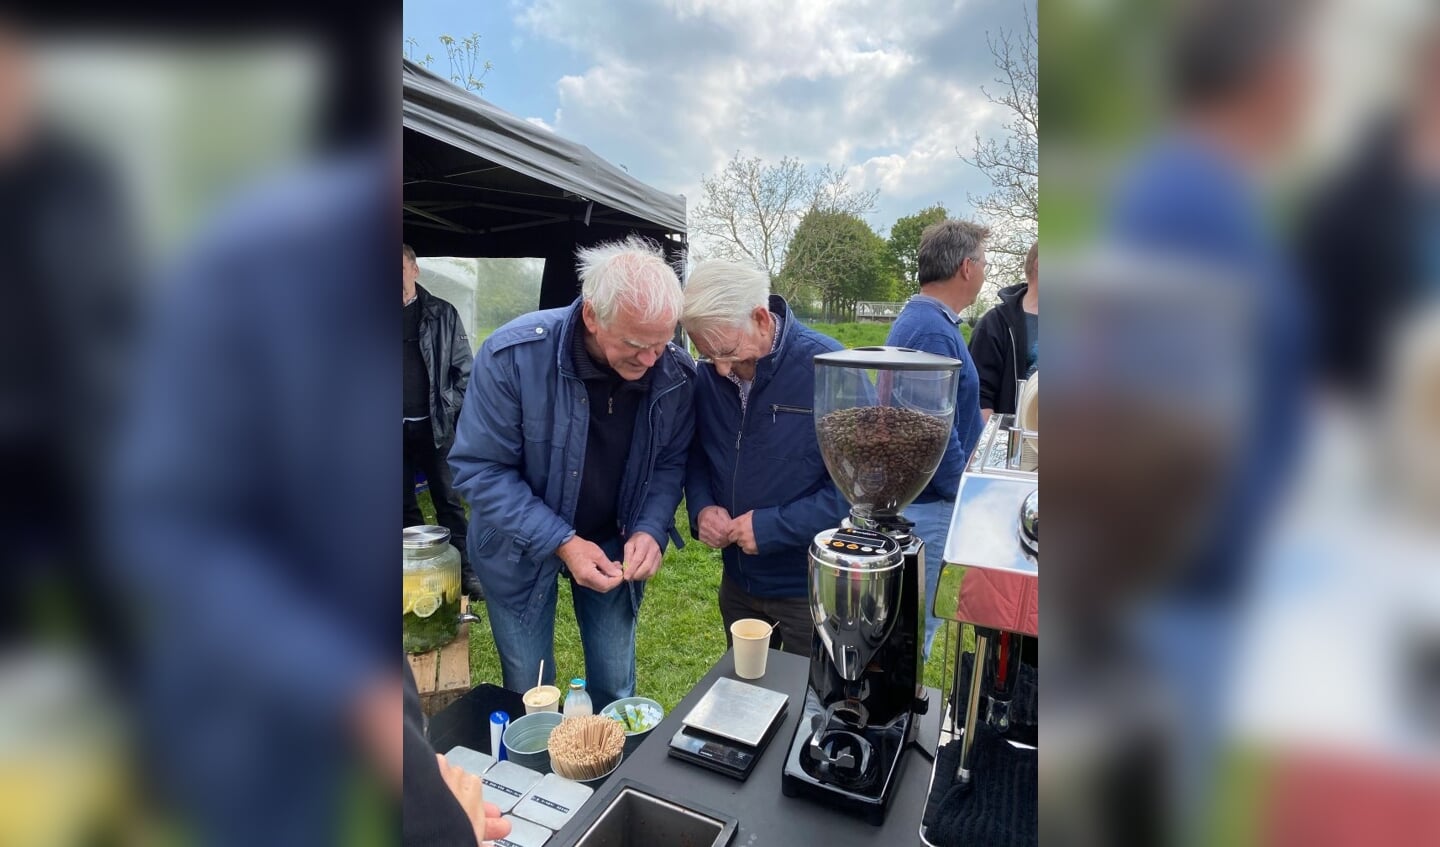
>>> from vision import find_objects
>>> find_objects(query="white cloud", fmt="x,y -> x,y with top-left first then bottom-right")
512,0 -> 1027,241
524,116 -> 556,132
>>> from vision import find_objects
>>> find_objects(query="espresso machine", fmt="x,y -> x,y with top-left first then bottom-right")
781,347 -> 961,825
919,401 -> 1039,846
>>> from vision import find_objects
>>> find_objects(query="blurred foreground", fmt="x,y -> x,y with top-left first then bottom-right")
1044,0 -> 1440,844
0,8 -> 395,846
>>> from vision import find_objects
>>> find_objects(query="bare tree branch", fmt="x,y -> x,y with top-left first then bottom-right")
959,5 -> 1038,291
693,153 -> 878,304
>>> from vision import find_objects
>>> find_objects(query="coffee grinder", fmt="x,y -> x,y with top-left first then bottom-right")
781,347 -> 961,825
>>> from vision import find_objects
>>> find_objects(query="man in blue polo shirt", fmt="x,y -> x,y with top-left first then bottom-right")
886,219 -> 989,656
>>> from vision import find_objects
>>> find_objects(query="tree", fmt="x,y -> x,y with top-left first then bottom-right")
781,210 -> 892,321
887,204 -> 949,297
692,153 -> 878,287
405,33 -> 493,93
960,7 -> 1037,290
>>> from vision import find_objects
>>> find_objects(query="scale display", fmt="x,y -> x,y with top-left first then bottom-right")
667,726 -> 764,780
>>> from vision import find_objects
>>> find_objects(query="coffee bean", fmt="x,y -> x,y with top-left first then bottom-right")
817,406 -> 951,515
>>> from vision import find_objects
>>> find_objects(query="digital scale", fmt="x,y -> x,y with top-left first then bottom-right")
667,677 -> 789,781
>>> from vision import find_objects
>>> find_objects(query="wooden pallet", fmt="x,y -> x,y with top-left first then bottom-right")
407,598 -> 474,716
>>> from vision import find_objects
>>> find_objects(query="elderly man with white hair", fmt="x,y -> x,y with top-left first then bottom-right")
682,260 -> 849,655
449,237 -> 695,706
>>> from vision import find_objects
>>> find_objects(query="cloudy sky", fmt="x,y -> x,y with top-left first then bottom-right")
403,0 -> 1030,243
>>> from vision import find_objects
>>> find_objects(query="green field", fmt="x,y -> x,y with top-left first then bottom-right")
805,320 -> 971,347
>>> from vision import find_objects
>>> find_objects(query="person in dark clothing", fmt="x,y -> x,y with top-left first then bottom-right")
0,16 -> 139,665
681,260 -> 849,655
969,241 -> 1039,421
403,659 -> 509,846
569,313 -> 650,543
403,244 -> 482,601
1299,23 -> 1440,398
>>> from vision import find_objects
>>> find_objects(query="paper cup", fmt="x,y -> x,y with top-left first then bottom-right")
524,685 -> 562,714
730,619 -> 773,679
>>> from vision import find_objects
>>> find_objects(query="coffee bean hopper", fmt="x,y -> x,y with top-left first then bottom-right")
919,408 -> 1038,846
780,346 -> 961,825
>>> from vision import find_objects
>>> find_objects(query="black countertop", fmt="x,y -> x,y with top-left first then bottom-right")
552,648 -> 941,846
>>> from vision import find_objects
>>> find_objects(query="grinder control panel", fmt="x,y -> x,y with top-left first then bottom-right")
813,528 -> 901,567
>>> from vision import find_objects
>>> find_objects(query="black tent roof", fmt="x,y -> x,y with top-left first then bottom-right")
402,58 -> 686,265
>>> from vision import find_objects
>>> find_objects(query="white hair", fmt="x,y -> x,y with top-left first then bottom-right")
681,259 -> 770,338
576,236 -> 684,327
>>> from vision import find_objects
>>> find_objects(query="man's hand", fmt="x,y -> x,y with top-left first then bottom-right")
558,535 -> 623,593
729,511 -> 758,555
353,675 -> 403,791
696,505 -> 733,549
622,531 -> 663,581
435,753 -> 511,846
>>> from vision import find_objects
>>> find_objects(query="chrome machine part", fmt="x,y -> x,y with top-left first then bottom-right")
958,631 -> 991,781
809,528 -> 904,682
1019,489 -> 1038,558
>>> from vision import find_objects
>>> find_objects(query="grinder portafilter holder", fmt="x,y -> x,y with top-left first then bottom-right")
812,347 -> 962,525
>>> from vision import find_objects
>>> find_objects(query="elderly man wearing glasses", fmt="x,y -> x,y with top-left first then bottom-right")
681,259 -> 849,655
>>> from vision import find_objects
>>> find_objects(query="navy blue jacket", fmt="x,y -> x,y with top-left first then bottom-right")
886,295 -> 985,502
685,297 -> 849,598
109,154 -> 394,845
449,300 -> 696,618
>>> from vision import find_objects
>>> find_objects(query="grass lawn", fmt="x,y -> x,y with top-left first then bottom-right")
805,321 -> 891,348
807,320 -> 971,348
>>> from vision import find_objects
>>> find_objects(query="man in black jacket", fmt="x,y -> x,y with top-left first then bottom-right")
969,241 -> 1038,421
403,244 -> 482,600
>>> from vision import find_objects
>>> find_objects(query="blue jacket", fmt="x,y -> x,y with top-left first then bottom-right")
108,153 -> 394,845
886,295 -> 985,502
1108,133 -> 1308,601
448,300 -> 696,618
685,297 -> 850,598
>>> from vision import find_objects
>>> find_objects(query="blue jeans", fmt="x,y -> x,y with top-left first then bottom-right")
906,498 -> 956,660
482,537 -> 644,709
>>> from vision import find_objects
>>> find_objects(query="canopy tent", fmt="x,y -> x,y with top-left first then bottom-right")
403,59 -> 686,310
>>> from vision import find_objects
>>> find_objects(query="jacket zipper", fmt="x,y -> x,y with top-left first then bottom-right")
620,373 -> 686,538
1008,326 -> 1019,401
730,393 -> 749,589
770,403 -> 812,423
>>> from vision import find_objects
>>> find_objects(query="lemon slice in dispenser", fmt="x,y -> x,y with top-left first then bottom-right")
411,592 -> 442,618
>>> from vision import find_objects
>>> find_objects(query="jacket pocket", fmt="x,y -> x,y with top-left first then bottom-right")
470,527 -> 525,567
520,412 -> 553,444
769,404 -> 813,421
764,404 -> 819,464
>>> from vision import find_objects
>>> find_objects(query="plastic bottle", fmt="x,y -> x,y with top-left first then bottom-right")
563,678 -> 593,717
